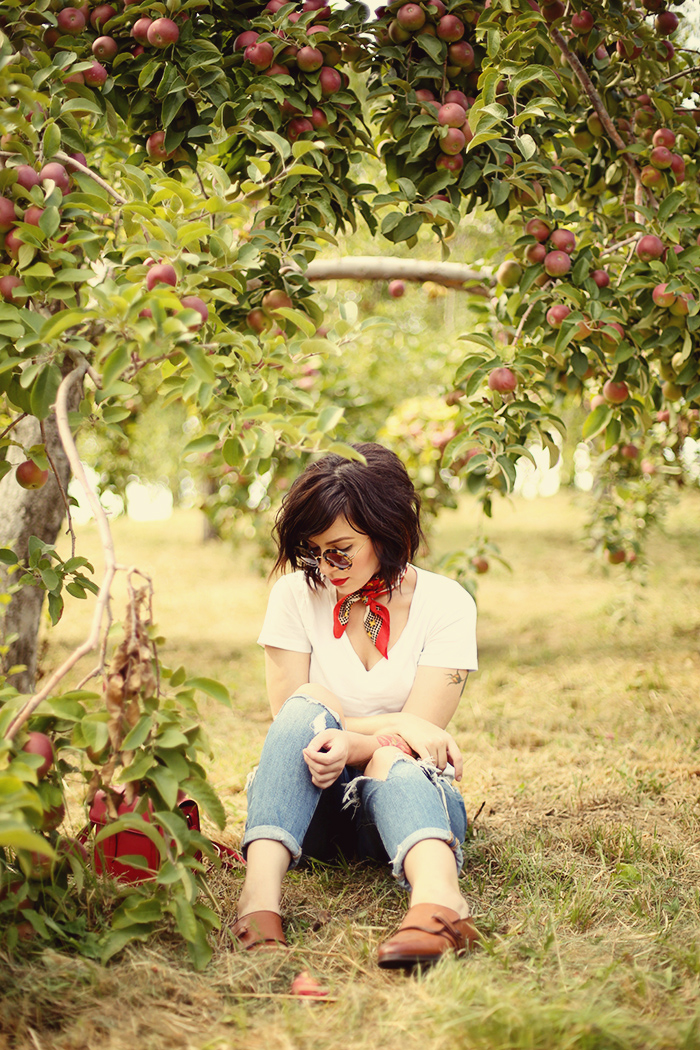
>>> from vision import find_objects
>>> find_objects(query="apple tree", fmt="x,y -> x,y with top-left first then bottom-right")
0,0 -> 699,961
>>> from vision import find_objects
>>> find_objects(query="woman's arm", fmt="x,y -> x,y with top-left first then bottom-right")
346,664 -> 468,777
264,646 -> 312,715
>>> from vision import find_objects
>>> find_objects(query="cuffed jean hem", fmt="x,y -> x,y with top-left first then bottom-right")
390,828 -> 464,890
241,825 -> 302,867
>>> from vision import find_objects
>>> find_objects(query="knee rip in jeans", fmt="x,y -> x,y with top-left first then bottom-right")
342,753 -> 415,812
283,692 -> 343,735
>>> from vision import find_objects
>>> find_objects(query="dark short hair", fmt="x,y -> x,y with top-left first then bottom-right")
272,443 -> 424,591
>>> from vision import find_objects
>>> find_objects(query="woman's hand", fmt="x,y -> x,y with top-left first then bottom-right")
391,713 -> 463,779
303,728 -> 350,789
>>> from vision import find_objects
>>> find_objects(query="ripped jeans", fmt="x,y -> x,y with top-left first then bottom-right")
242,693 -> 468,890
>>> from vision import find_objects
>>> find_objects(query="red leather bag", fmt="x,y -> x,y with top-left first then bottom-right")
84,789 -> 243,883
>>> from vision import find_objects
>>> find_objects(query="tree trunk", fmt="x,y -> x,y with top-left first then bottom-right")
0,394 -> 80,692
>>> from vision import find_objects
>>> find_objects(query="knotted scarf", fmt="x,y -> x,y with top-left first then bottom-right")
332,568 -> 407,660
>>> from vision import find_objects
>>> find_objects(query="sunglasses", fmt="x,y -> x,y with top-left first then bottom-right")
296,537 -> 369,572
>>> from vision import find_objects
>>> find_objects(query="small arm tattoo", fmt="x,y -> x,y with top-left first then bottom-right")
446,670 -> 468,694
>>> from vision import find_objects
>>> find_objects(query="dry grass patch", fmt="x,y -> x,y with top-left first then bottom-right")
3,490 -> 700,1050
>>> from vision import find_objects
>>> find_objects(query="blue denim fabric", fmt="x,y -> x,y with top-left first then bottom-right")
242,693 -> 468,890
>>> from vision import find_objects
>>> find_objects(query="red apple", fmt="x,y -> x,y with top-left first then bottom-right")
245,41 -> 274,70
234,30 -> 259,51
546,303 -> 571,328
90,3 -> 116,29
620,444 -> 638,459
262,288 -> 293,312
439,128 -> 466,155
0,275 -> 22,300
636,235 -> 664,262
653,127 -> 676,149
652,283 -> 676,308
4,228 -> 25,259
471,556 -> 489,574
436,14 -> 464,41
549,228 -> 576,254
447,41 -> 474,69
147,17 -> 179,47
83,61 -> 108,87
179,295 -> 209,327
650,145 -> 672,169
599,321 -> 625,347
436,153 -> 464,173
669,154 -> 685,182
319,66 -> 342,96
92,35 -> 118,60
246,308 -> 270,333
488,366 -> 517,393
543,250 -> 571,277
591,269 -> 609,288
23,205 -> 44,226
296,45 -> 323,72
131,16 -> 153,43
287,117 -> 313,141
0,196 -> 17,230
310,108 -> 329,129
526,217 -> 551,243
146,131 -> 175,161
641,164 -> 664,189
526,243 -> 546,264
438,102 -> 467,128
14,165 -> 41,191
388,280 -> 405,298
396,2 -> 426,30
571,10 -> 594,34
22,731 -> 54,776
655,10 -> 679,35
607,549 -> 626,565
56,7 -> 86,34
444,89 -> 469,109
146,262 -> 177,290
603,379 -> 629,404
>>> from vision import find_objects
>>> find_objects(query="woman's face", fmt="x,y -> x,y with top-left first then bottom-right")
306,515 -> 381,596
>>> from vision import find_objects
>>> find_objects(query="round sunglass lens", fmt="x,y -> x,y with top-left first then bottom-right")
326,552 -> 352,570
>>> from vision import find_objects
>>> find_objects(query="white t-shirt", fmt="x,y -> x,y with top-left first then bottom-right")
257,566 -> 478,718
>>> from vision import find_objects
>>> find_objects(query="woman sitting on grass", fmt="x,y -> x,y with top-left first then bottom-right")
233,443 -> 479,969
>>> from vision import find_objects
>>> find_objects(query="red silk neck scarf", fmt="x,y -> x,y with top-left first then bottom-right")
332,568 -> 407,660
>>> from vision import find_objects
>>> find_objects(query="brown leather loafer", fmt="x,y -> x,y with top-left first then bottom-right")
231,910 -> 288,950
377,903 -> 478,969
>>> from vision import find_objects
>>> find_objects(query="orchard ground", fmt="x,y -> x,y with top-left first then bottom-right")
2,488 -> 700,1050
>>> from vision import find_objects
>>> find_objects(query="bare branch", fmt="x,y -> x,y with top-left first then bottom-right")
662,64 -> 700,84
54,151 -> 127,205
302,256 -> 492,294
5,360 -> 117,741
548,27 -> 647,223
0,412 -> 28,442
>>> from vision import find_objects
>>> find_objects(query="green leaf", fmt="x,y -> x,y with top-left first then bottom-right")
317,405 -> 344,432
0,548 -> 18,565
121,715 -> 153,751
183,677 -> 230,706
101,345 -> 131,391
118,752 -> 156,783
180,775 -> 226,830
658,189 -> 684,224
183,434 -> 219,455
272,307 -> 316,336
0,820 -> 56,855
184,346 -> 216,384
30,363 -> 62,420
582,403 -> 613,440
40,309 -> 92,340
148,764 -> 179,809
100,927 -> 152,965
42,122 -> 62,158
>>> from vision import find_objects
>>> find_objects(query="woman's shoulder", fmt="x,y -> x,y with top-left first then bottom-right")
413,566 -> 476,610
270,570 -> 329,605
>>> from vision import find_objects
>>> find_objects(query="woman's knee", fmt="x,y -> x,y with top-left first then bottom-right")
292,683 -> 345,724
364,745 -> 415,781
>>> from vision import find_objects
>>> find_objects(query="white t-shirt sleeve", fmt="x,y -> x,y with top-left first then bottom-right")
417,579 -> 478,671
257,574 -> 312,653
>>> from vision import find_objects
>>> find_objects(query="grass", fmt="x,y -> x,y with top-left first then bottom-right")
2,488 -> 700,1050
